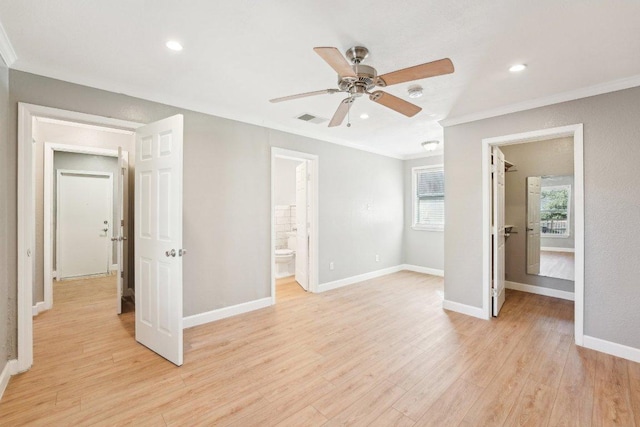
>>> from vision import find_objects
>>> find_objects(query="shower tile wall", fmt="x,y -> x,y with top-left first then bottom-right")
275,205 -> 296,249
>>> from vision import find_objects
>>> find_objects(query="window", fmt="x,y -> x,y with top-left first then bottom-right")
540,184 -> 571,237
412,165 -> 444,230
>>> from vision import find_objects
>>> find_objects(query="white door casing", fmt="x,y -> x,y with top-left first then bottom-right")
135,114 -> 184,366
527,176 -> 542,275
295,161 -> 309,290
492,147 -> 506,316
114,147 -> 125,314
57,170 -> 112,279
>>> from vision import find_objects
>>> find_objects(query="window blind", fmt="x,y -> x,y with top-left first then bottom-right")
415,168 -> 444,228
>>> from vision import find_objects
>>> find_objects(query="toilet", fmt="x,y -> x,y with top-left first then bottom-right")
275,232 -> 296,278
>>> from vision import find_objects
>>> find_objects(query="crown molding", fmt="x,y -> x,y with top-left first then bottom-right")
440,74 -> 640,128
402,150 -> 444,160
0,19 -> 17,67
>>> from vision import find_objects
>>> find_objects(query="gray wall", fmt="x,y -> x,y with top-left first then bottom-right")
444,86 -> 640,350
402,155 -> 444,271
0,58 -> 9,370
6,70 -> 404,351
501,138 -> 574,292
33,121 -> 135,303
274,157 -> 302,206
53,152 -> 120,273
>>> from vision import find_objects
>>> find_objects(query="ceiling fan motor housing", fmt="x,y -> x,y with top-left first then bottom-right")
338,64 -> 377,96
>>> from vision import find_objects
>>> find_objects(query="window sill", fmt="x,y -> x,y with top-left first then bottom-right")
412,225 -> 444,232
541,234 -> 571,239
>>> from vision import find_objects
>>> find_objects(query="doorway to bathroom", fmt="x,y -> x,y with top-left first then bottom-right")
271,148 -> 319,303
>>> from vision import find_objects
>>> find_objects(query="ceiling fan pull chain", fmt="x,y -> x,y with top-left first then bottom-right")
347,98 -> 352,127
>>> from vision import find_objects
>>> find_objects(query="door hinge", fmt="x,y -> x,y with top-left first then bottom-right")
491,288 -> 498,297
121,271 -> 124,278
121,167 -> 126,175
121,219 -> 124,226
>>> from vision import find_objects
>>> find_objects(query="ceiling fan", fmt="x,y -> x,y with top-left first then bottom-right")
270,46 -> 454,127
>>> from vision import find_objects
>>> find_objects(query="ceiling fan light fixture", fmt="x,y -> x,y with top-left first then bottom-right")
509,63 -> 527,73
408,85 -> 423,99
166,40 -> 183,51
421,140 -> 440,151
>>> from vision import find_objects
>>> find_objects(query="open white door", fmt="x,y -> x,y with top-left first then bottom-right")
295,161 -> 309,290
135,115 -> 184,366
492,147 -> 506,316
113,147 -> 125,314
526,176 -> 542,275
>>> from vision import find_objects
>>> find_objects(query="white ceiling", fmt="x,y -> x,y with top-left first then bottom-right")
1,0 -> 639,158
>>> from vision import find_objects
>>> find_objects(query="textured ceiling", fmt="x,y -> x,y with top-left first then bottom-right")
1,0 -> 639,158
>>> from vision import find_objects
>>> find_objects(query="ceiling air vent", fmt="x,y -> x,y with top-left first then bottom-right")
295,113 -> 328,125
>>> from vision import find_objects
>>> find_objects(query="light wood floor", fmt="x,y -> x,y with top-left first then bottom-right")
540,251 -> 575,281
2,272 -> 639,426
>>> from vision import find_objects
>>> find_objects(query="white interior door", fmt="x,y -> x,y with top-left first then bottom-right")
113,147 -> 125,314
526,176 -> 542,275
57,171 -> 112,279
295,161 -> 309,290
492,147 -> 506,316
135,114 -> 184,366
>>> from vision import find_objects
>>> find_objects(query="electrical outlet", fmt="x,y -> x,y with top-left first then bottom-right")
375,254 -> 380,262
329,262 -> 334,270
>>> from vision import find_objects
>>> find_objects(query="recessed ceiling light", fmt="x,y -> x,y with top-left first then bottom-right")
166,40 -> 183,51
360,113 -> 369,119
509,64 -> 527,73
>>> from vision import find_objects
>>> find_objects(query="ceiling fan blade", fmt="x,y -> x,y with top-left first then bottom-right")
377,58 -> 454,86
313,47 -> 357,78
369,91 -> 421,117
329,98 -> 354,127
270,89 -> 339,103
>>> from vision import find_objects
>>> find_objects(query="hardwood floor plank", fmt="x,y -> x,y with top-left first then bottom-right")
325,379 -> 407,427
412,377 -> 483,427
274,405 -> 328,427
503,377 -> 556,426
4,273 -> 633,426
548,344 -> 597,427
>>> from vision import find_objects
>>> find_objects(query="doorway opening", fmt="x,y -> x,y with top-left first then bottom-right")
482,124 -> 585,345
270,147 -> 319,303
17,104 -> 143,372
42,140 -> 132,314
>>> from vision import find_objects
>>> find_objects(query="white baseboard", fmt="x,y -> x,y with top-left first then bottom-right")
0,359 -> 18,401
541,247 -> 575,253
402,264 -> 444,277
110,264 -> 118,271
318,265 -> 405,293
32,301 -> 47,316
442,300 -> 488,320
582,335 -> 640,363
183,297 -> 272,329
505,281 -> 574,301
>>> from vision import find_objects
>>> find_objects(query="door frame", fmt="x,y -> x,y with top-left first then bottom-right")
270,147 -> 319,302
55,169 -> 113,279
43,142 -> 129,310
481,124 -> 584,344
17,102 -> 142,372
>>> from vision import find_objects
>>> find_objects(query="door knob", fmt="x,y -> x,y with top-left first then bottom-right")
179,249 -> 187,256
526,227 -> 534,231
111,237 -> 118,241
166,249 -> 176,257
102,228 -> 109,232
